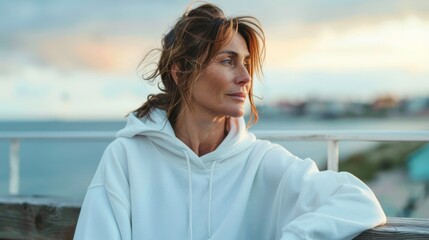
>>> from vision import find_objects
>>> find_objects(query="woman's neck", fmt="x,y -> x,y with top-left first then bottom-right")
173,109 -> 229,157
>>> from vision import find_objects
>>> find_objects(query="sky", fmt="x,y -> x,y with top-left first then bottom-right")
1,0 -> 429,120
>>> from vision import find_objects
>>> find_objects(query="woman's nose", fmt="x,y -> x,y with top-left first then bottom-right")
235,64 -> 251,86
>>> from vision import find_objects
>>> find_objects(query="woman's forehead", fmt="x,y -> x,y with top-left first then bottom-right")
218,34 -> 250,57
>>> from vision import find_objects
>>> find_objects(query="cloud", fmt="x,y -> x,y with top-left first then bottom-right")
0,65 -> 157,119
32,35 -> 154,73
2,0 -> 429,119
262,69 -> 429,103
267,16 -> 429,73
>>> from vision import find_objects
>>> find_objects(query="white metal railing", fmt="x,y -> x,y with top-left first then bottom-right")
1,130 -> 429,195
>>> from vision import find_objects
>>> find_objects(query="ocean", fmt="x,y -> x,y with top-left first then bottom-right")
0,116 -> 428,202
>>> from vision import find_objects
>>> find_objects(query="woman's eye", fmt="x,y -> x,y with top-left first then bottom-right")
221,58 -> 233,65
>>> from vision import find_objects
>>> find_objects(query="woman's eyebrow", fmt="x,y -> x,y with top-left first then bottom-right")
217,50 -> 250,58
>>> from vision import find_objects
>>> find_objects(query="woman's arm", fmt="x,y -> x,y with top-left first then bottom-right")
74,185 -> 123,239
267,147 -> 386,240
74,142 -> 131,240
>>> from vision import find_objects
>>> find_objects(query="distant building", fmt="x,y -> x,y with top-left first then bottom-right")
372,95 -> 399,112
403,97 -> 429,115
272,94 -> 429,118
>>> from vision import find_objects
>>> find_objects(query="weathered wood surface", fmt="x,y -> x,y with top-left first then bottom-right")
1,197 -> 429,239
355,217 -> 429,239
0,197 -> 81,240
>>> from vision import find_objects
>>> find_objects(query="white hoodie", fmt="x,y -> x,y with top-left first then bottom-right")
74,109 -> 386,240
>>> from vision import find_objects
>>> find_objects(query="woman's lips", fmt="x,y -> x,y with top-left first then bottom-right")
226,92 -> 246,102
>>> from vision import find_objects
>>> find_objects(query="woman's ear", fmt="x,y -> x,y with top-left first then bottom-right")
171,64 -> 180,85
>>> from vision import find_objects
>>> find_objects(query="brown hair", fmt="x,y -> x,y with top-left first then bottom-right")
134,2 -> 265,127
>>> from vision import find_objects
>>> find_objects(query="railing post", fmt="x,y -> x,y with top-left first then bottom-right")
327,140 -> 339,172
9,139 -> 20,195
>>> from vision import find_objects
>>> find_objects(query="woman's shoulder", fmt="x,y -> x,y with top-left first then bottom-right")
108,134 -> 151,150
253,139 -> 298,162
253,140 -> 317,183
99,136 -> 154,167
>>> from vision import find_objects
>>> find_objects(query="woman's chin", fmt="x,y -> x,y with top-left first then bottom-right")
227,109 -> 245,118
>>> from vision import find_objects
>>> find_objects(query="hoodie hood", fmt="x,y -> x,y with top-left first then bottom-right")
116,109 -> 256,170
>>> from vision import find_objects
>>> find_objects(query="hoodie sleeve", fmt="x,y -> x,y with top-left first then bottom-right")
266,147 -> 386,240
74,141 -> 132,240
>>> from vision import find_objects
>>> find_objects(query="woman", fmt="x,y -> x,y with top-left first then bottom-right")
74,3 -> 386,240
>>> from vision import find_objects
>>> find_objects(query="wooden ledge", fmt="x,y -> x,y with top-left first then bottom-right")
355,217 -> 429,239
0,196 -> 81,240
1,197 -> 429,239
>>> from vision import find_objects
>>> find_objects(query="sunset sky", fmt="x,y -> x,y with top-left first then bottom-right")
1,0 -> 429,119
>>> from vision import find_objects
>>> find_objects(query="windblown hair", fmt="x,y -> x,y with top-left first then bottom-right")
134,2 -> 265,127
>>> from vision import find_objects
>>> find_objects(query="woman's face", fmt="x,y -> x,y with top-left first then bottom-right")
191,33 -> 251,119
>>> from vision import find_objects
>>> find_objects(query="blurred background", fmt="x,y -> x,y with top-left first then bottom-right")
1,0 -> 429,218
